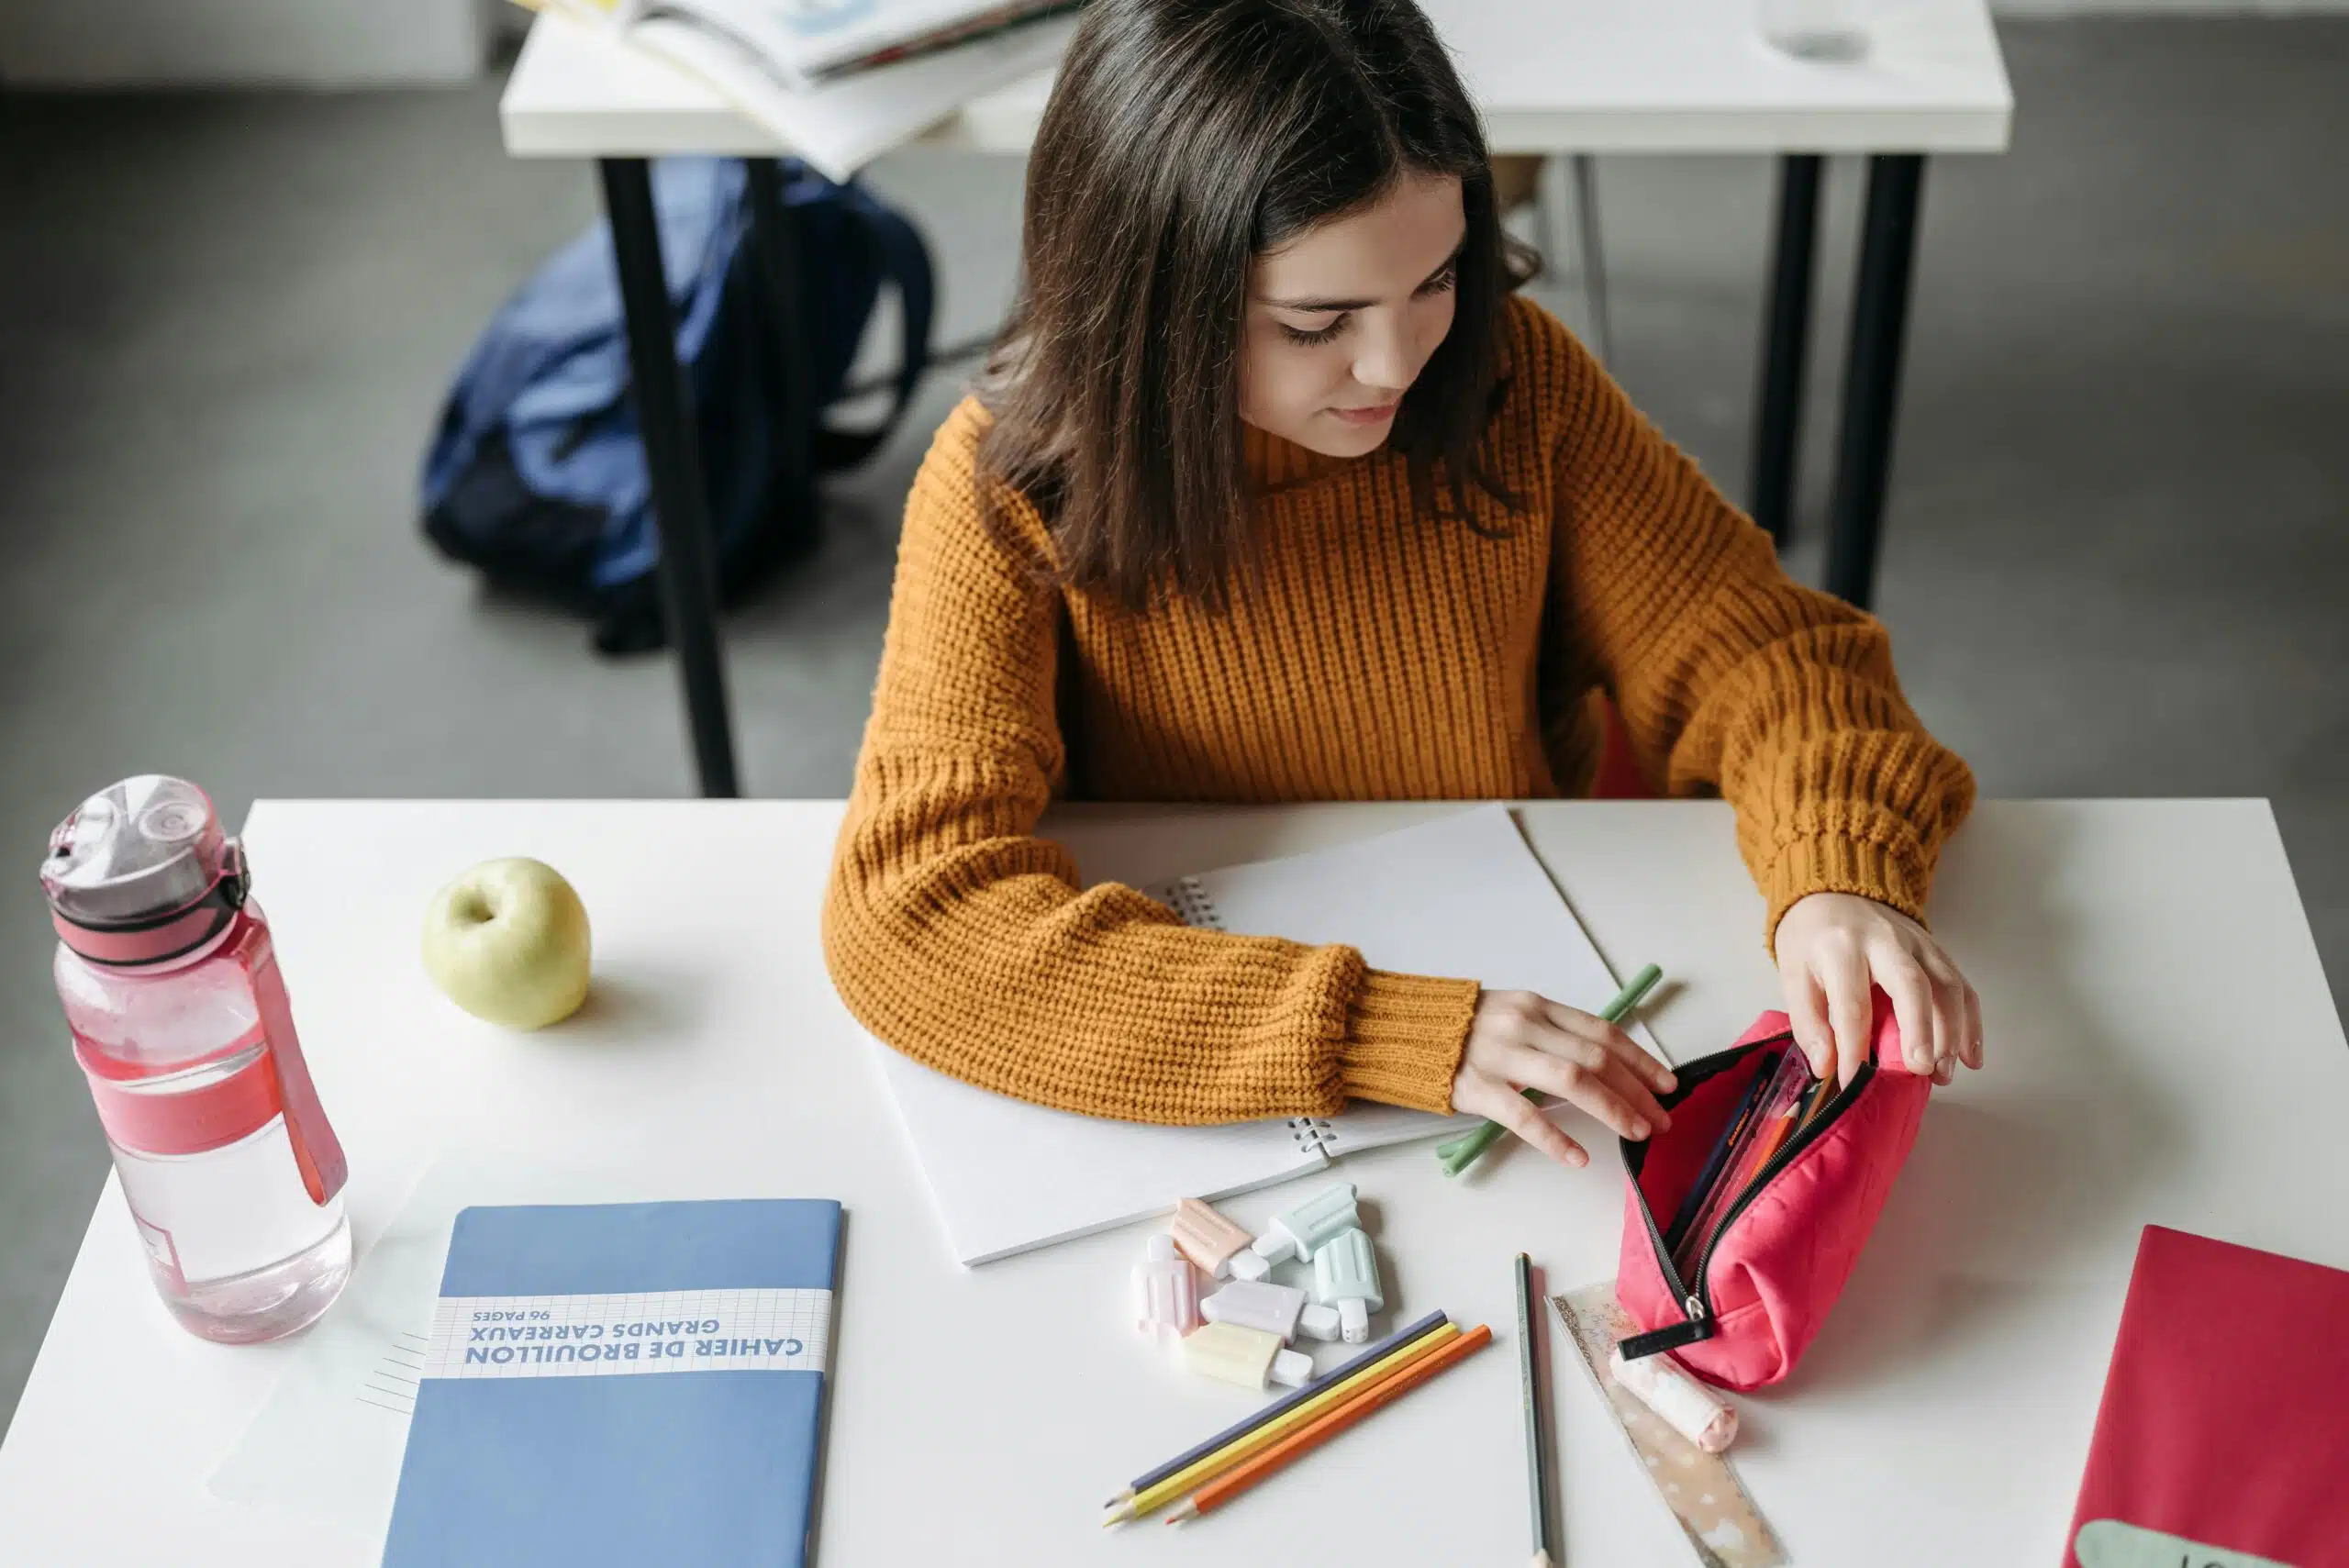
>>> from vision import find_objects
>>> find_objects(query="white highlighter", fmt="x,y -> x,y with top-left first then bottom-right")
1200,1278 -> 1341,1344
1309,1225 -> 1384,1344
1250,1181 -> 1360,1268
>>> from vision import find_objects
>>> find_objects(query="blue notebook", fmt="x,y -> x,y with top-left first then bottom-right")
382,1199 -> 843,1567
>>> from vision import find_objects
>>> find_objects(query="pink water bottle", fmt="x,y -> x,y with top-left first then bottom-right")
41,776 -> 351,1343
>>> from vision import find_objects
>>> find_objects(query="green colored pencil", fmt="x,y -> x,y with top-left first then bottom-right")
1517,1252 -> 1556,1567
1442,963 -> 1663,1178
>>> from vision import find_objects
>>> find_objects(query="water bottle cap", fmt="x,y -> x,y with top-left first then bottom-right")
42,776 -> 246,965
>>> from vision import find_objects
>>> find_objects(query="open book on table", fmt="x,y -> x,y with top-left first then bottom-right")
534,0 -> 1075,177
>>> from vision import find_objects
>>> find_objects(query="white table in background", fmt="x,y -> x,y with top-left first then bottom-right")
3,798 -> 2343,1565
496,1 -> 2014,797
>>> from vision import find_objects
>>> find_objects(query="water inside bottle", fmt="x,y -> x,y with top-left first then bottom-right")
111,1109 -> 351,1344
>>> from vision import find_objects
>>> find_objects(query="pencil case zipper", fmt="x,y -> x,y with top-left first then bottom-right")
1617,1032 -> 1876,1362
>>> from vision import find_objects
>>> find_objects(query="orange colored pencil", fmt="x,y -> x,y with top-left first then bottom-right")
1165,1324 -> 1495,1523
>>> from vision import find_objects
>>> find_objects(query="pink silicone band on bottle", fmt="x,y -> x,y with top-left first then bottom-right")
70,913 -> 349,1207
74,1028 -> 281,1157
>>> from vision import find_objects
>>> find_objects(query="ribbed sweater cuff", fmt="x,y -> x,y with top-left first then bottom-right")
1763,834 -> 1928,952
1338,971 -> 1480,1115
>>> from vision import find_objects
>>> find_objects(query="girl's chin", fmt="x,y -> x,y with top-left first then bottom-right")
1294,411 -> 1397,455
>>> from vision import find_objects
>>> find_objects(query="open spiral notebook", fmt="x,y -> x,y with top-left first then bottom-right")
869,805 -> 1664,1264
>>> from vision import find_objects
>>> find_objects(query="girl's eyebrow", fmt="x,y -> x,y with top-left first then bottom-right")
1261,237 -> 1466,314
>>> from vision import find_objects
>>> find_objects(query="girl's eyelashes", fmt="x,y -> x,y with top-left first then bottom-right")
1274,264 -> 1453,346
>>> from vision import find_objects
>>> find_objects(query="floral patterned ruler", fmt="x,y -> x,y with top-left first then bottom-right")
1553,1282 -> 1787,1568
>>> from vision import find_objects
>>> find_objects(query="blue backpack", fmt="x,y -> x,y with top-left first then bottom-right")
422,157 -> 933,653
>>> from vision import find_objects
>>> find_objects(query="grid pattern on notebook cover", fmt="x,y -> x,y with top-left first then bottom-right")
382,1199 -> 842,1568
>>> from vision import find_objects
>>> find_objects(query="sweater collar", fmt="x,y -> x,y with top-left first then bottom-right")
1241,420 -> 1367,493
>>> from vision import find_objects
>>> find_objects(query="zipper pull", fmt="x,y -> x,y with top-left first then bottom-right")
1685,1295 -> 1707,1321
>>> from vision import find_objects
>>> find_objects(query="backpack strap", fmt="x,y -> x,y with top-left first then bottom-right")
812,184 -> 936,473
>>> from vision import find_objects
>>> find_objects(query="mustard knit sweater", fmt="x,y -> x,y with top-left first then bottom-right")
823,296 -> 1974,1125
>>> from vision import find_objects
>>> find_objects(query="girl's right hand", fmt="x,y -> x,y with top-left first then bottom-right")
1449,990 -> 1678,1168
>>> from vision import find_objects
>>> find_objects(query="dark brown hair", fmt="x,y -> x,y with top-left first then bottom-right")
978,0 -> 1532,609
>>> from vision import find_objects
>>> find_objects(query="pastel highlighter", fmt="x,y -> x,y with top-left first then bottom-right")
1184,1321 -> 1313,1392
1310,1226 -> 1385,1344
1133,1233 -> 1200,1339
1201,1279 -> 1341,1343
1171,1197 -> 1268,1282
1609,1348 -> 1740,1453
1251,1182 -> 1360,1268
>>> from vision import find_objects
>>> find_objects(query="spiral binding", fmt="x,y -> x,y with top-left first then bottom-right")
1286,1118 -> 1339,1153
1154,875 -> 1224,931
1158,879 -> 1335,1153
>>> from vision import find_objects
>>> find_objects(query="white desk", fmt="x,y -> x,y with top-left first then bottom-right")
3,799 -> 2343,1565
495,4 -> 2012,798
500,0 -> 2013,157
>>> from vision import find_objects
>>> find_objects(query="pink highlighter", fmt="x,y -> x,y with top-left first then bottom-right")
1133,1234 -> 1201,1338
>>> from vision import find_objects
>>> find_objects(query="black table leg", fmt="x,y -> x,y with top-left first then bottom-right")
743,160 -> 813,516
1750,153 -> 1822,547
596,157 -> 741,799
1821,154 -> 1926,610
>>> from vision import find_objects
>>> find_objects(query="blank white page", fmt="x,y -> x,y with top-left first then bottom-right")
870,1058 -> 1326,1265
1169,804 -> 1664,1157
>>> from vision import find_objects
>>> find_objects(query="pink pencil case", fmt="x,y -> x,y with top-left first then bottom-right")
1615,993 -> 1928,1391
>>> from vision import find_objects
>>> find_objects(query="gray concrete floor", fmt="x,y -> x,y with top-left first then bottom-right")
2,17 -> 2343,1431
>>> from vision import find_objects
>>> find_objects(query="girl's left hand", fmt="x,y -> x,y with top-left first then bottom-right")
1774,892 -> 1982,1089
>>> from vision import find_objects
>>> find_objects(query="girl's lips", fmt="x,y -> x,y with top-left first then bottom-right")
1329,401 -> 1399,427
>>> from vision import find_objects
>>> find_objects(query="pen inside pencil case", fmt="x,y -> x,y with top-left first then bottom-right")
1659,1059 -> 1775,1256
1669,1045 -> 1816,1278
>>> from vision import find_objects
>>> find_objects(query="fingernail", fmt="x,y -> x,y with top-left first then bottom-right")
1568,1149 -> 1588,1167
1630,1120 -> 1650,1140
1656,1071 -> 1677,1091
1654,1109 -> 1673,1132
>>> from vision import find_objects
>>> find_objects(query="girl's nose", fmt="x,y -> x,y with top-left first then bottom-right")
1351,314 -> 1415,394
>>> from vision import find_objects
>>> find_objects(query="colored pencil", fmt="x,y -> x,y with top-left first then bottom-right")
1660,1058 -> 1775,1253
1442,963 -> 1664,1177
1165,1324 -> 1496,1522
1517,1255 -> 1556,1568
1104,1324 -> 1466,1524
1794,1059 -> 1837,1134
1103,1309 -> 1450,1507
1672,1046 -> 1809,1274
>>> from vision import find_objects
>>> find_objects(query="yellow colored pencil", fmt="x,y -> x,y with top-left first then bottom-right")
1166,1325 -> 1495,1523
1102,1322 -> 1465,1525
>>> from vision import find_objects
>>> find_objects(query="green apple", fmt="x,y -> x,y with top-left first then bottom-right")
421,858 -> 592,1029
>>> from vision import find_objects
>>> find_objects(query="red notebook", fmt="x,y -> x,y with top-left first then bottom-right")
2066,1226 -> 2349,1568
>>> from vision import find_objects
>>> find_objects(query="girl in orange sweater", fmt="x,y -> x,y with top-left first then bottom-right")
824,0 -> 1982,1169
